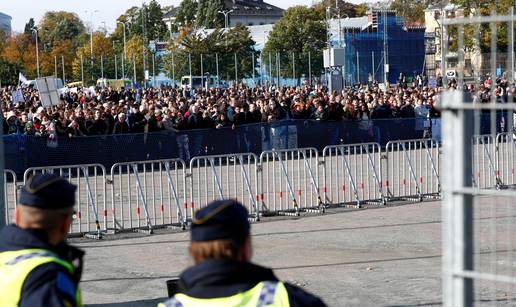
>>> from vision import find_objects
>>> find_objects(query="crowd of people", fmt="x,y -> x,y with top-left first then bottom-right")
0,74 -> 509,138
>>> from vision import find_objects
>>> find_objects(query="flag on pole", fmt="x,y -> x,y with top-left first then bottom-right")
18,73 -> 28,86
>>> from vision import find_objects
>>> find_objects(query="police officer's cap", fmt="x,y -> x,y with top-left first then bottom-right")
191,200 -> 250,243
20,173 -> 77,209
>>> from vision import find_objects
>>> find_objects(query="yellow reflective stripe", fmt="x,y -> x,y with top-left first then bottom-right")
166,281 -> 290,307
0,249 -> 76,307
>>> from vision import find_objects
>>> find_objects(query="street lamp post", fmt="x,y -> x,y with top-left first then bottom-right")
117,21 -> 127,79
113,40 -> 118,80
86,10 -> 99,80
218,10 -> 234,29
32,28 -> 40,78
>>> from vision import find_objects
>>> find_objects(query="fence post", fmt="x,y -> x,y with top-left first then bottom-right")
234,53 -> 238,85
308,51 -> 312,86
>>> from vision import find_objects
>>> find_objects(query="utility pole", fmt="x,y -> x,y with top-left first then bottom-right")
308,51 -> 312,86
81,55 -> 84,85
62,55 -> 65,83
383,8 -> 389,84
54,56 -> 58,78
101,54 -> 104,79
32,28 -> 40,78
115,54 -> 118,80
117,21 -> 127,79
86,10 -> 99,81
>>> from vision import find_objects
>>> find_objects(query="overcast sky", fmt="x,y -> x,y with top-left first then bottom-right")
0,0 -> 366,33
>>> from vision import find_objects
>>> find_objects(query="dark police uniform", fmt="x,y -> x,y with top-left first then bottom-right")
159,200 -> 326,307
0,174 -> 84,307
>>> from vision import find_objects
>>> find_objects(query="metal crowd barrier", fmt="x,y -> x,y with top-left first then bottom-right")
4,139 -> 453,237
495,133 -> 514,188
188,153 -> 261,220
322,143 -> 385,208
472,135 -> 501,189
385,139 -> 441,202
110,159 -> 187,234
3,170 -> 17,225
23,164 -> 107,238
259,148 -> 323,216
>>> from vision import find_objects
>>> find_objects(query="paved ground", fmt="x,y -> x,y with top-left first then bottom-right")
78,201 -> 445,306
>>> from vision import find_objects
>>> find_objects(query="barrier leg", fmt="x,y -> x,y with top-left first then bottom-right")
81,167 -> 102,239
400,143 -> 423,202
274,151 -> 299,216
337,147 -> 361,208
300,151 -> 324,213
131,164 -> 153,234
164,162 -> 186,229
363,145 -> 386,205
424,142 -> 442,196
482,141 -> 504,189
208,158 -> 225,199
237,156 -> 260,221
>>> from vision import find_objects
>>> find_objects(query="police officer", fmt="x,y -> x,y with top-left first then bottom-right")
0,173 -> 83,307
159,200 -> 326,307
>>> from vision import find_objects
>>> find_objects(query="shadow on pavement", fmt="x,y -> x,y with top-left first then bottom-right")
86,298 -> 166,307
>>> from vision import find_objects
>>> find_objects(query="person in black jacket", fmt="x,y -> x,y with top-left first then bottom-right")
0,173 -> 83,307
112,113 -> 130,134
159,200 -> 326,307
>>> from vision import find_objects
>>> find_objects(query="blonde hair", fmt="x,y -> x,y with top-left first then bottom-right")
189,238 -> 247,263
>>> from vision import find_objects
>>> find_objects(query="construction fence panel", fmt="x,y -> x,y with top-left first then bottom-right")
322,143 -> 385,208
110,159 -> 187,233
3,170 -> 17,225
188,153 -> 260,220
259,148 -> 323,216
472,135 -> 501,189
386,139 -> 441,202
495,133 -> 516,187
23,164 -> 107,236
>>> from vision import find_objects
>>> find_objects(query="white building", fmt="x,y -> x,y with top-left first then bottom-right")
163,0 -> 284,32
0,12 -> 12,37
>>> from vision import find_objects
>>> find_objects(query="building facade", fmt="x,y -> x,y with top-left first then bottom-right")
163,0 -> 284,30
224,0 -> 283,27
0,12 -> 12,37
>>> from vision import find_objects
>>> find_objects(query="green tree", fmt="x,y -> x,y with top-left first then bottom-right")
163,25 -> 258,82
175,0 -> 198,28
313,0 -> 361,18
145,0 -> 168,40
263,6 -> 327,83
196,0 -> 223,28
23,18 -> 35,35
38,11 -> 85,48
72,32 -> 116,84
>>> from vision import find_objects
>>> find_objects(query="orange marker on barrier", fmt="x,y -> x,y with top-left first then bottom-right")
77,212 -> 81,219
161,204 -> 164,212
103,210 -> 107,217
297,190 -> 302,196
279,191 -> 283,198
420,177 -> 423,183
137,207 -> 141,215
183,202 -> 188,209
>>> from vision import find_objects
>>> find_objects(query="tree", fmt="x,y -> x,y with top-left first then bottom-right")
196,0 -> 224,28
389,0 -> 426,23
23,18 -> 35,35
72,32 -> 116,84
38,11 -> 85,49
175,0 -> 198,28
145,0 -> 168,40
2,33 -> 37,78
313,0 -> 361,18
263,6 -> 327,83
163,24 -> 258,82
